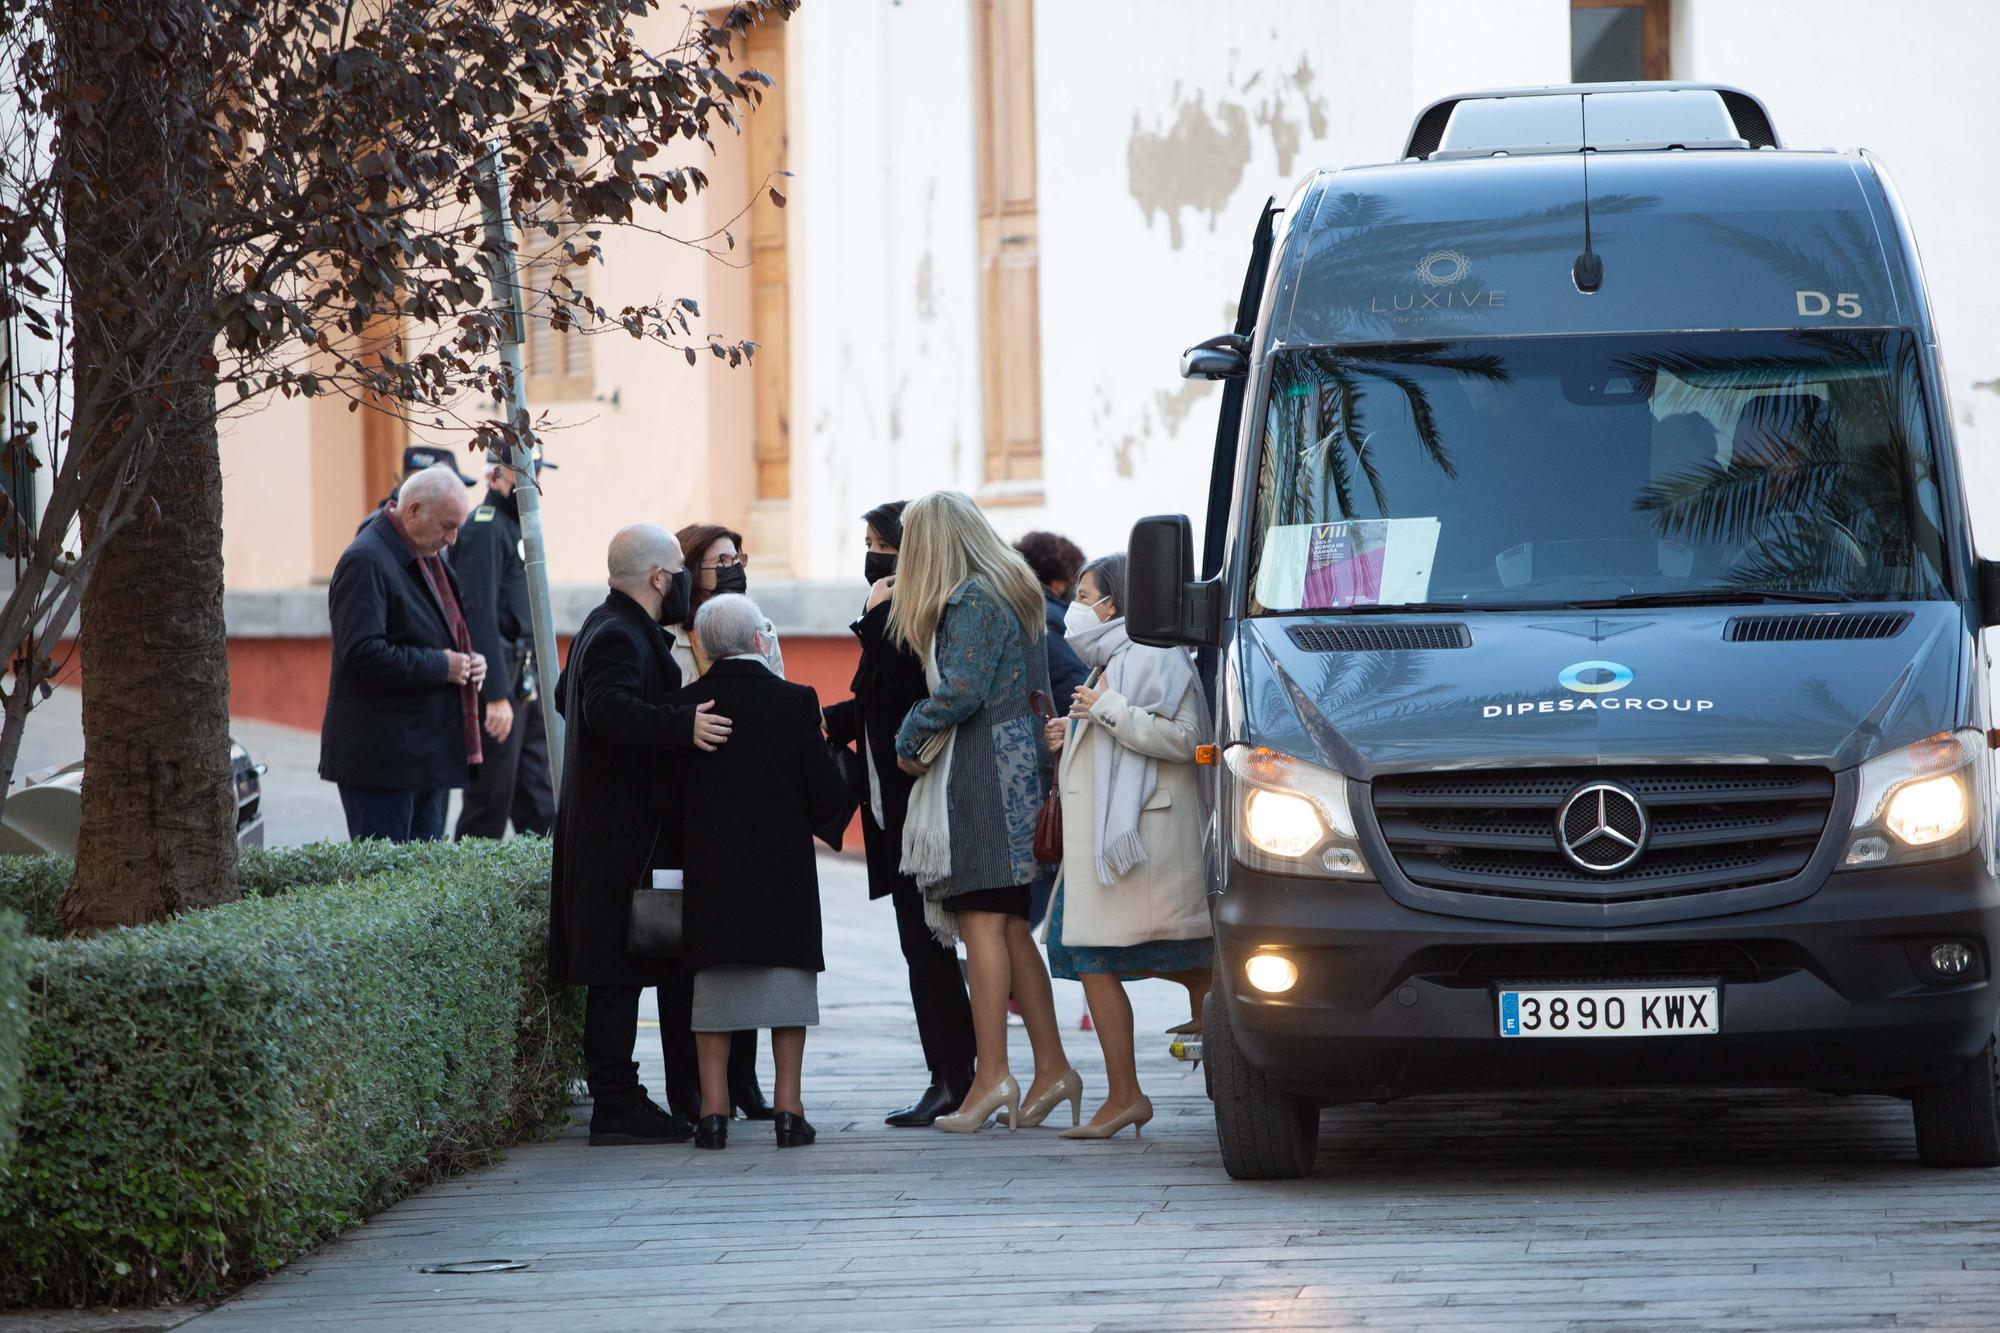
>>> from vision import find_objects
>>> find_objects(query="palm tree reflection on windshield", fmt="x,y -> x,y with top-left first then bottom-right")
1265,345 -> 1510,523
1629,333 -> 1946,598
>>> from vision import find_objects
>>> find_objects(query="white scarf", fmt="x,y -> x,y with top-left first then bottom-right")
1065,615 -> 1197,883
899,637 -> 959,945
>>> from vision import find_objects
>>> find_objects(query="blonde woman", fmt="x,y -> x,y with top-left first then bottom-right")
891,491 -> 1080,1133
1044,553 -> 1212,1140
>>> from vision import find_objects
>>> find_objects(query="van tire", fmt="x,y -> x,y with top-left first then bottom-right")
1205,991 -> 1318,1180
1912,1037 -> 2000,1168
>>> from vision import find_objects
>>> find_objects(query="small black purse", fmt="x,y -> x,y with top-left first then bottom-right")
627,860 -> 683,959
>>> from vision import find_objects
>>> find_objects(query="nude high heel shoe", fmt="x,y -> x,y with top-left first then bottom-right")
1057,1095 -> 1154,1140
934,1076 -> 1021,1134
1010,1069 -> 1084,1129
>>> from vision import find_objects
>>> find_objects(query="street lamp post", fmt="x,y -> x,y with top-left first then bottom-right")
477,145 -> 564,798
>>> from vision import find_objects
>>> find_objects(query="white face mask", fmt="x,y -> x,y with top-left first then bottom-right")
1064,599 -> 1104,638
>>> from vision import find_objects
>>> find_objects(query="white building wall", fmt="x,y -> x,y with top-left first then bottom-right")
792,0 -> 986,583
1675,0 -> 2000,549
789,0 -> 1566,580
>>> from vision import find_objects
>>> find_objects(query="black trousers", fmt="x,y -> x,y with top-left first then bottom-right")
890,880 -> 975,1088
584,979 -> 759,1114
456,696 -> 555,840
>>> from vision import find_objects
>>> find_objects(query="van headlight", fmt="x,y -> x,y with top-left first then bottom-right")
1843,730 -> 1988,868
1224,745 -> 1372,878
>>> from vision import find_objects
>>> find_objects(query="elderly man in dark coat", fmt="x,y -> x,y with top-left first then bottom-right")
319,464 -> 486,842
667,593 -> 849,1150
550,523 -> 734,1146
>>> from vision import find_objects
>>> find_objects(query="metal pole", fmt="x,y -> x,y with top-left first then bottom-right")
478,144 -> 565,799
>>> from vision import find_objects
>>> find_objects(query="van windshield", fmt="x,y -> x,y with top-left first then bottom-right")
1245,329 -> 1949,613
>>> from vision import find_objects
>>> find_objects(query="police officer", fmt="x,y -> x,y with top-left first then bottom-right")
360,445 -> 477,535
451,447 -> 558,839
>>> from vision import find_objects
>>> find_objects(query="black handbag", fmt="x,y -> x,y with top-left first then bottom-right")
627,830 -> 683,959
816,742 -> 864,852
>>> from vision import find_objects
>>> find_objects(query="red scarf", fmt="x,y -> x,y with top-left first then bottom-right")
387,504 -> 483,767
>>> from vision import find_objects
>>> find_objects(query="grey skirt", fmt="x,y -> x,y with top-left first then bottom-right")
690,965 -> 820,1032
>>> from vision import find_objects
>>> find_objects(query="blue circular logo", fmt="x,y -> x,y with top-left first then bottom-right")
1559,660 -> 1634,695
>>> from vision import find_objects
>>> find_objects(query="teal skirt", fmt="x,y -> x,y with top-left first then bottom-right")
1044,878 -> 1213,982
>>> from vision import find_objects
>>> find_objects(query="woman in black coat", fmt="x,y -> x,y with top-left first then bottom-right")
821,501 -> 977,1128
669,594 -> 849,1150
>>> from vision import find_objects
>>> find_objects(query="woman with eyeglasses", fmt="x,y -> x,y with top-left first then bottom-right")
665,522 -> 784,1123
670,524 -> 784,681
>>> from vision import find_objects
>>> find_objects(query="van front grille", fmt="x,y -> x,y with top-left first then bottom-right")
1370,766 -> 1834,904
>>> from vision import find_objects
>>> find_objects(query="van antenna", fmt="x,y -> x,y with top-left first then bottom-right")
1572,94 -> 1604,293
1576,96 -> 1608,294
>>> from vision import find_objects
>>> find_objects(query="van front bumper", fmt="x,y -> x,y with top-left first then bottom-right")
1213,855 -> 2000,1105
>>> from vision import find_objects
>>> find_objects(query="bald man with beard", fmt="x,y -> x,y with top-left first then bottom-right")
550,524 -> 735,1145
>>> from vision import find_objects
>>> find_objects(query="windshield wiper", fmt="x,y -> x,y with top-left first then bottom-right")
1564,589 -> 1853,609
1307,601 -> 1551,615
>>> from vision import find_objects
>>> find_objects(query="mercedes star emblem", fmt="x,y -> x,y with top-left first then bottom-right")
1556,782 -> 1649,874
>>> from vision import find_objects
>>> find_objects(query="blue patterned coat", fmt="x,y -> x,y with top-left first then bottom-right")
895,578 -> 1053,896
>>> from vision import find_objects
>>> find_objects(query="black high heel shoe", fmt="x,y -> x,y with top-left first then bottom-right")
773,1111 -> 816,1147
694,1114 -> 730,1150
731,1081 -> 776,1121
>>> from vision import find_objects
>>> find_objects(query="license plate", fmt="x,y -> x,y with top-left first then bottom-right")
1497,986 -> 1718,1038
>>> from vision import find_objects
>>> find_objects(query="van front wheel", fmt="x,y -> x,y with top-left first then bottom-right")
1912,1036 -> 2000,1168
1205,991 -> 1318,1179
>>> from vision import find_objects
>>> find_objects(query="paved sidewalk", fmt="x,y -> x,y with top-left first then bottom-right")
165,852 -> 2000,1331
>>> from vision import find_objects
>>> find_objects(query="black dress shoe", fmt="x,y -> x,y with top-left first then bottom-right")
885,1081 -> 962,1129
695,1114 -> 730,1150
730,1082 -> 776,1121
774,1111 -> 816,1147
589,1098 -> 696,1147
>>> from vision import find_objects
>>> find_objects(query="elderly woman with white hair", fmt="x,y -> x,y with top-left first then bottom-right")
667,593 -> 850,1150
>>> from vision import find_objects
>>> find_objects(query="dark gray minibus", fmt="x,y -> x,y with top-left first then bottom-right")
1129,84 -> 2000,1179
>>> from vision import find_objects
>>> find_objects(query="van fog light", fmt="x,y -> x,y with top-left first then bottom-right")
1929,942 -> 1977,979
1885,773 -> 1969,847
1844,836 -> 1889,867
1320,846 -> 1367,876
1246,954 -> 1299,994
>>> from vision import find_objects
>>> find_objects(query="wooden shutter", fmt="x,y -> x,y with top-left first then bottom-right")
973,0 -> 1043,491
522,238 -> 593,403
747,17 -> 792,501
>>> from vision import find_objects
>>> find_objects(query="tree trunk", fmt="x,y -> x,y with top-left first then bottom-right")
55,0 -> 239,933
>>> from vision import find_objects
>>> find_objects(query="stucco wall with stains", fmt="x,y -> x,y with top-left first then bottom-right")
1673,0 -> 2000,550
790,0 -> 1567,576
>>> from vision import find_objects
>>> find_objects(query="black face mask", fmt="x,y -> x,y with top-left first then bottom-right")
712,563 -> 748,597
864,551 -> 897,586
657,567 -> 692,626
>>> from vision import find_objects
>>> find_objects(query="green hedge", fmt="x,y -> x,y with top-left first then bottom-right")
0,838 -> 582,1308
0,912 -> 24,1172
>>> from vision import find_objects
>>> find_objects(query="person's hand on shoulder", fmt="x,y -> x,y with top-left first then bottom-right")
866,573 -> 896,611
692,699 -> 733,752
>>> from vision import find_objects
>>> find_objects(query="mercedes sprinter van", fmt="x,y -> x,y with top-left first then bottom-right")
1128,84 -> 2000,1179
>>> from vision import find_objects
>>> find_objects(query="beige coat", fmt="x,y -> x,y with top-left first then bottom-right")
1053,679 -> 1211,949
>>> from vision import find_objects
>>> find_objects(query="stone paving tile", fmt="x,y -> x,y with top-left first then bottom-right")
173,852 -> 2000,1332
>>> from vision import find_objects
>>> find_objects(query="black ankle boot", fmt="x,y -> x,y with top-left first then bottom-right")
774,1111 -> 816,1147
694,1114 -> 730,1150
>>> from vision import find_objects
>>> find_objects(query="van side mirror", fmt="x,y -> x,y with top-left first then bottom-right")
1980,558 -> 2000,628
1180,332 -> 1249,381
1128,514 -> 1221,647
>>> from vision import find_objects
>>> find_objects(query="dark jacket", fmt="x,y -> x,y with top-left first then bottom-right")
548,591 -> 702,989
318,517 -> 473,791
448,487 -> 529,704
1043,591 -> 1089,715
823,600 -> 928,901
668,659 -> 848,974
